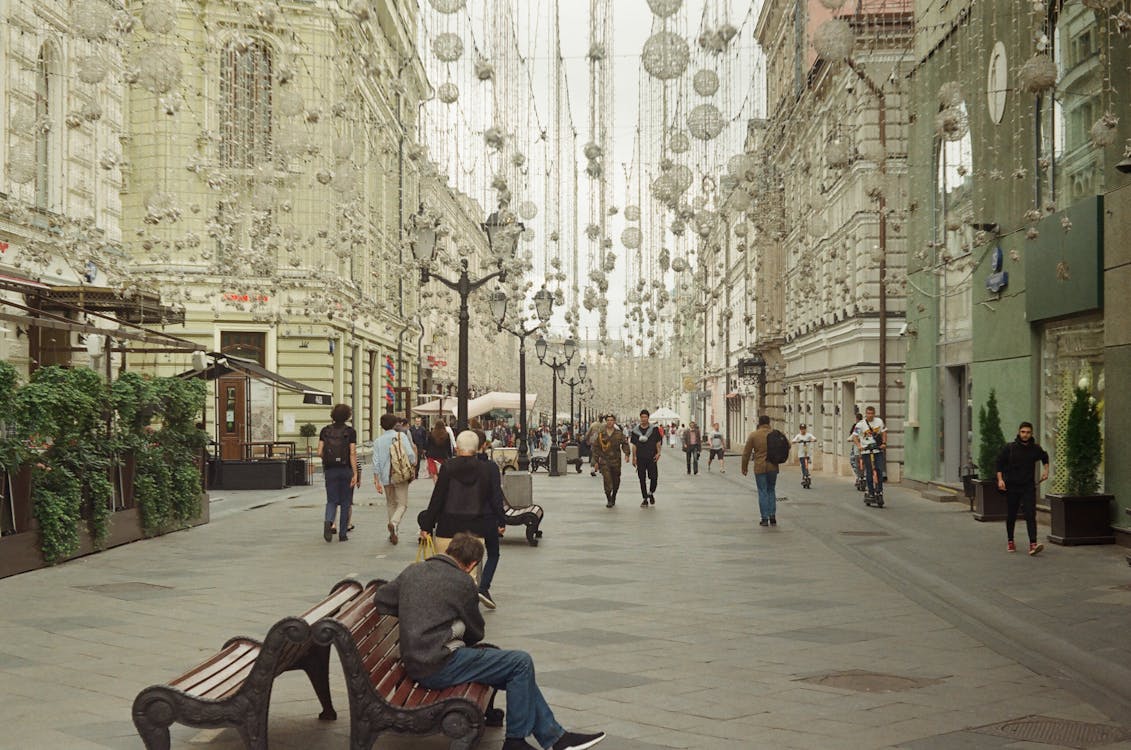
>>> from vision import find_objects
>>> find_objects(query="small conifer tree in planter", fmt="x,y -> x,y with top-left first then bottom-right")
1047,386 -> 1113,545
973,389 -> 1008,521
299,423 -> 318,453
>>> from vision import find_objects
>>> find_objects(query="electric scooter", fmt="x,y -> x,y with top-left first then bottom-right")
860,449 -> 884,507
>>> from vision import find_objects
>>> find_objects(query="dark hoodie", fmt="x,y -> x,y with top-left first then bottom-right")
995,436 -> 1050,488
418,455 -> 496,537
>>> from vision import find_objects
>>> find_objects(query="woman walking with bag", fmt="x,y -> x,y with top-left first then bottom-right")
425,419 -> 453,482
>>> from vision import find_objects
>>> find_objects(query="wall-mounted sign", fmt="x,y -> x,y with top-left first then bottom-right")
986,243 -> 1009,293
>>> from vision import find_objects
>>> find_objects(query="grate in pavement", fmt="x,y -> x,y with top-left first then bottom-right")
839,530 -> 891,537
972,715 -> 1131,747
800,669 -> 943,693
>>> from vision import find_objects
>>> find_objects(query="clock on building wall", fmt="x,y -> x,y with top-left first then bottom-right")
987,41 -> 1008,125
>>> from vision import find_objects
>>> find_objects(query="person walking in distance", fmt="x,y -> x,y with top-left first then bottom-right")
682,421 -> 702,475
318,404 -> 358,542
592,414 -> 631,507
629,409 -> 663,507
996,421 -> 1049,555
741,415 -> 782,526
425,419 -> 453,483
374,533 -> 606,750
373,412 -> 417,546
792,424 -> 817,488
848,412 -> 865,490
409,416 -> 428,479
854,407 -> 887,503
706,422 -> 726,473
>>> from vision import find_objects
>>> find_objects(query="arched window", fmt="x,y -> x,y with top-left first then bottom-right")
934,101 -> 974,342
219,39 -> 273,168
35,44 -> 57,210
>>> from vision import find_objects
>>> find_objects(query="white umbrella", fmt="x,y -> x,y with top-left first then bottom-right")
650,407 -> 679,420
415,399 -> 457,416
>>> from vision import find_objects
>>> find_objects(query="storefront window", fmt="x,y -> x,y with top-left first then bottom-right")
1041,317 -> 1104,494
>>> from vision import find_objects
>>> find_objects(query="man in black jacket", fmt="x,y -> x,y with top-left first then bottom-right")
996,421 -> 1050,555
410,416 -> 428,478
375,534 -> 606,750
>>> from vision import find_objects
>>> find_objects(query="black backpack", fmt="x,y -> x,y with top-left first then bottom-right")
766,429 -> 791,465
321,425 -> 351,467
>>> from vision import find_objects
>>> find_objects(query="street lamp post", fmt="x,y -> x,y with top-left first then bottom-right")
558,362 -> 588,444
490,287 -> 553,472
412,207 -> 523,432
535,336 -> 576,477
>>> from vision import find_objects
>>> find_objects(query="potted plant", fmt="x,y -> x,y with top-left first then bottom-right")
1047,386 -> 1114,545
299,423 -> 318,454
973,389 -> 1008,521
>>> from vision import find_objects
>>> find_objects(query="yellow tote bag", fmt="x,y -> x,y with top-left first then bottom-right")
415,535 -> 436,562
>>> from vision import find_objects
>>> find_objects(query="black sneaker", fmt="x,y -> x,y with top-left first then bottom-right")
769,517 -> 777,526
759,519 -> 769,527
478,591 -> 496,609
502,738 -> 538,750
323,521 -> 333,542
648,494 -> 655,505
338,534 -> 348,542
640,499 -> 649,508
553,730 -> 606,750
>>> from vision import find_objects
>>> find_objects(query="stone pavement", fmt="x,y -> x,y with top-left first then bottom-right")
2,454 -> 1131,750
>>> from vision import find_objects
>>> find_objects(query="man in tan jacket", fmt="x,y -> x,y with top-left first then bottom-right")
741,415 -> 780,526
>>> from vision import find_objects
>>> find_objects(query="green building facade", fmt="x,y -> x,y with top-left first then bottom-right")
903,0 -> 1130,541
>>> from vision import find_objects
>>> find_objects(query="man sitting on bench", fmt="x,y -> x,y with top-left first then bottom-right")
374,533 -> 606,750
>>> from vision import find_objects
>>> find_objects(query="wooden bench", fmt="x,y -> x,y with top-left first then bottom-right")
312,579 -> 499,750
132,579 -> 365,750
503,498 -> 544,546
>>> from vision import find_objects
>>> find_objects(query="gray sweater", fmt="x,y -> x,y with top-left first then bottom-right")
374,554 -> 485,680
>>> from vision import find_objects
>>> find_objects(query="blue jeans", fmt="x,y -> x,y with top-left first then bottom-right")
323,466 -> 353,532
417,647 -> 563,748
754,471 -> 778,520
799,457 -> 811,478
862,451 -> 885,495
480,527 -> 500,595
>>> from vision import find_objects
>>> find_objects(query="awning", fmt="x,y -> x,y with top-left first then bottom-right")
415,398 -> 457,416
177,354 -> 333,405
466,391 -> 537,419
38,285 -> 185,324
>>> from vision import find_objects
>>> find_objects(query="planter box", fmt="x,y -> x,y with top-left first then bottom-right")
1046,493 -> 1115,546
973,479 -> 1008,521
214,460 -> 288,490
0,492 -> 208,579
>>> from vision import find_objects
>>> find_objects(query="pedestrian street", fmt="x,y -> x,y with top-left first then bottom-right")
1,455 -> 1130,749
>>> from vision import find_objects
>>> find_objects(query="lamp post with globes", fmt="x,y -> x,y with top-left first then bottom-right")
411,206 -> 523,432
535,336 -> 576,477
490,287 -> 553,472
558,361 -> 588,447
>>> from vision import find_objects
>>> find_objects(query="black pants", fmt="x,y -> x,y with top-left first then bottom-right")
636,459 -> 658,498
1006,486 -> 1038,543
685,448 -> 700,474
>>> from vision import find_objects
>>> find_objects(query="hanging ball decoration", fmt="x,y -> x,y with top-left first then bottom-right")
647,0 -> 682,17
437,82 -> 459,104
277,89 -> 304,117
583,142 -> 603,160
687,103 -> 725,140
77,54 -> 110,84
716,24 -> 738,44
669,130 -> 690,154
624,205 -> 641,222
71,0 -> 113,40
522,227 -> 536,243
727,153 -> 756,177
642,31 -> 690,81
936,105 -> 969,141
668,163 -> 693,193
1090,113 -> 1119,148
432,33 -> 464,63
332,138 -> 353,159
813,19 -> 854,61
518,201 -> 538,220
475,58 -> 495,81
315,168 -> 333,185
135,44 -> 183,94
429,0 -> 466,12
7,146 -> 36,184
140,0 -> 177,34
826,139 -> 852,168
693,69 -> 719,97
621,227 -> 643,250
937,81 -> 963,107
671,257 -> 689,272
1018,53 -> 1058,93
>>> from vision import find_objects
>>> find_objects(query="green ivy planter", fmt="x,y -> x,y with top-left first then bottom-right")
1046,493 -> 1115,545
